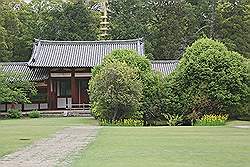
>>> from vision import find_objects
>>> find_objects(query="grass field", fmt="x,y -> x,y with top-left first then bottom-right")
72,121 -> 250,167
0,117 -> 97,157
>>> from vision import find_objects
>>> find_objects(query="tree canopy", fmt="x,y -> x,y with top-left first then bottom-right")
166,38 -> 249,117
0,0 -> 249,62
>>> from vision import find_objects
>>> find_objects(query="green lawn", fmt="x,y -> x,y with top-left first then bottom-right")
72,121 -> 250,167
0,117 -> 97,157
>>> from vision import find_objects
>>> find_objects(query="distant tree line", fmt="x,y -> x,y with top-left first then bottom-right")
0,0 -> 249,62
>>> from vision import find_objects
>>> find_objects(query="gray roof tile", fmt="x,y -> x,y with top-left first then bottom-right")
0,62 -> 48,81
28,38 -> 144,67
151,60 -> 179,74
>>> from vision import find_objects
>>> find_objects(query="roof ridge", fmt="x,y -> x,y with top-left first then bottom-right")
0,62 -> 28,66
34,38 -> 143,45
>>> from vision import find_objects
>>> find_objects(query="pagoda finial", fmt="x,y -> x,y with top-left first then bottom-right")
100,0 -> 109,39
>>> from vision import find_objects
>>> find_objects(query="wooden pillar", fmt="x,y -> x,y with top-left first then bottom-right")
47,69 -> 53,110
71,69 -> 78,104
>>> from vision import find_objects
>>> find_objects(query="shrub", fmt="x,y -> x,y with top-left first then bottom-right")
195,114 -> 229,126
102,49 -> 152,74
28,110 -> 40,118
7,109 -> 22,119
166,38 -> 249,118
89,61 -> 143,122
92,49 -> 151,79
99,119 -> 143,126
93,49 -> 170,125
140,71 -> 169,125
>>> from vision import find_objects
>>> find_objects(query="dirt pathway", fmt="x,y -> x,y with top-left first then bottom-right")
0,126 -> 100,167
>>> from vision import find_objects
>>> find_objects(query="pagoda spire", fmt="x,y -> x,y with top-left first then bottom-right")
100,0 -> 109,39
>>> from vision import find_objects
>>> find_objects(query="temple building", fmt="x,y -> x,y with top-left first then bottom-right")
0,38 -> 178,111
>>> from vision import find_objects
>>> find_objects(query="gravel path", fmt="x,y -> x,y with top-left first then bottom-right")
234,125 -> 250,129
0,126 -> 100,167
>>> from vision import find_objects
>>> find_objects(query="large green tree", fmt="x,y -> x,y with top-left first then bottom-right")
0,0 -> 99,62
109,0 -> 196,60
148,0 -> 196,60
188,0 -> 250,58
41,1 -> 99,40
166,38 -> 249,118
0,0 -> 25,61
89,61 -> 143,122
216,0 -> 250,58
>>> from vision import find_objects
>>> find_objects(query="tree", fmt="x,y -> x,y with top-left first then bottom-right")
167,38 -> 249,118
109,0 -> 196,60
41,1 -> 99,40
216,0 -> 250,58
0,70 -> 37,105
0,0 -> 99,62
93,49 -> 169,125
188,0 -> 250,58
109,0 -> 148,40
140,71 -> 168,125
148,0 -> 196,60
0,0 -> 25,61
89,61 -> 143,122
91,49 -> 150,122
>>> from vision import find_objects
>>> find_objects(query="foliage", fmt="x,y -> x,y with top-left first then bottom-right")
28,110 -> 40,118
167,38 -> 249,117
0,0 -> 99,62
0,70 -> 37,104
109,0 -> 250,59
40,1 -> 99,40
7,109 -> 22,119
216,0 -> 250,58
188,0 -> 250,58
140,71 -> 168,125
92,49 -> 169,125
194,114 -> 229,126
93,49 -> 152,76
147,0 -> 196,60
0,0 -> 249,61
99,119 -> 143,126
89,61 -> 143,122
162,113 -> 184,126
109,0 -> 196,60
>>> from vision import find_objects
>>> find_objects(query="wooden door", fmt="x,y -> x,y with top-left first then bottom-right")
78,79 -> 90,104
50,80 -> 57,109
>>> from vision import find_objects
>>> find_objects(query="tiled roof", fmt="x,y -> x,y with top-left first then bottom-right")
151,60 -> 179,74
28,38 -> 144,67
0,62 -> 48,81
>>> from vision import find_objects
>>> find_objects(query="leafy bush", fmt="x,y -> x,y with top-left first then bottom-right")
166,38 -> 249,118
101,49 -> 151,74
93,49 -> 170,125
99,119 -> 143,126
0,71 -> 37,104
28,110 -> 40,118
7,109 -> 22,119
195,114 -> 229,126
140,71 -> 169,125
89,61 -> 143,122
92,49 -> 151,79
